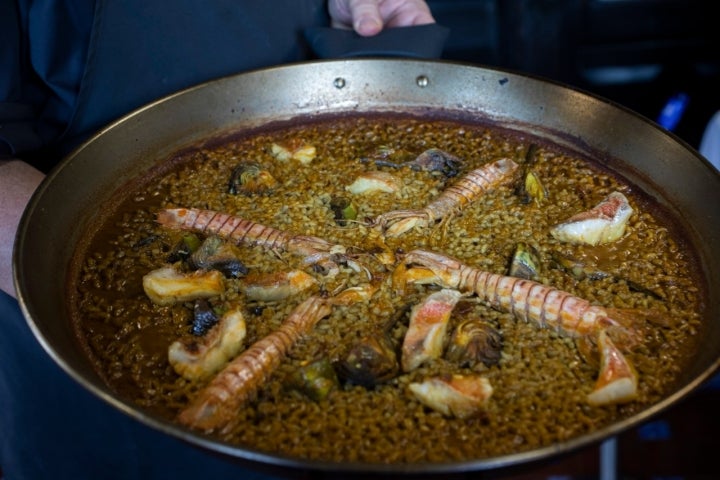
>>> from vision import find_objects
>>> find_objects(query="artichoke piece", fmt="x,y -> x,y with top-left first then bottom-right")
329,196 -> 358,226
286,358 -> 340,402
228,162 -> 277,195
189,236 -> 248,279
508,242 -> 541,280
336,333 -> 399,388
191,299 -> 219,336
167,233 -> 202,263
521,170 -> 548,205
445,318 -> 503,370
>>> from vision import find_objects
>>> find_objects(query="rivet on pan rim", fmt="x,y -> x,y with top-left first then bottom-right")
333,77 -> 346,89
416,75 -> 430,88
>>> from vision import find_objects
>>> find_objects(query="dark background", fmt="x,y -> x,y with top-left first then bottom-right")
427,1 -> 720,478
428,0 -> 720,150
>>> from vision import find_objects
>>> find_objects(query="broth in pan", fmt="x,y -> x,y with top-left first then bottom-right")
72,115 -> 703,464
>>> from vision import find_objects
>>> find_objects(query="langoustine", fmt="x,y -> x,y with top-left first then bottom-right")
157,208 -> 354,276
373,158 -> 520,237
393,249 -> 641,406
178,295 -> 333,432
178,283 -> 378,433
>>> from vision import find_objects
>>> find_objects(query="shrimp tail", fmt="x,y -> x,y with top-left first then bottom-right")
178,296 -> 332,433
603,308 -> 649,351
587,330 -> 638,406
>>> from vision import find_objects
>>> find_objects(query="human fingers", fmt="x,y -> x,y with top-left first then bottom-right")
329,0 -> 435,37
328,0 -> 384,37
376,0 -> 435,29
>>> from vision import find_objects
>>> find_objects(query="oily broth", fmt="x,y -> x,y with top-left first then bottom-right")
72,115 -> 703,463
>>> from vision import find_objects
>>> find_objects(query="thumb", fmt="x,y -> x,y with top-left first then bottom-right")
329,0 -> 384,37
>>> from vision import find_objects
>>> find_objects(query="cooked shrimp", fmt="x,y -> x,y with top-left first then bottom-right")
394,249 -> 640,340
401,289 -> 463,372
178,295 -> 333,432
587,330 -> 638,405
409,374 -> 493,419
178,284 -> 378,432
157,208 -> 351,276
393,249 -> 641,405
551,191 -> 633,246
240,269 -> 318,302
373,158 -> 520,237
345,171 -> 402,195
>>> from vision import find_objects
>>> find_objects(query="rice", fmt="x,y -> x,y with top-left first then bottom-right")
72,115 -> 704,464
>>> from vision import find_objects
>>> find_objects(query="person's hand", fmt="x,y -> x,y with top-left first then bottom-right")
328,0 -> 435,37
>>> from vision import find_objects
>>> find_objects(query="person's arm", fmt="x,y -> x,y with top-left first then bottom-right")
328,0 -> 435,36
0,160 -> 45,298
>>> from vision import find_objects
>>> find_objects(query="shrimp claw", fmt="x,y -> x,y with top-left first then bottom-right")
374,158 -> 520,237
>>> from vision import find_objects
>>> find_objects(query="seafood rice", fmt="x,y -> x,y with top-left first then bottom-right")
72,115 -> 704,464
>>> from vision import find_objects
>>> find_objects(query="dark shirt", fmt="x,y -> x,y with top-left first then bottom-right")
1,0 -> 328,167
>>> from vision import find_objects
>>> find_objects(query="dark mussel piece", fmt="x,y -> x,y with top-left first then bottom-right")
133,234 -> 159,250
335,333 -> 399,388
228,162 -> 277,195
329,195 -> 358,227
286,358 -> 340,402
550,251 -> 611,281
626,279 -> 665,300
523,143 -> 539,165
361,147 -> 462,178
189,235 -> 248,278
191,298 -> 219,336
445,318 -> 503,370
358,145 -> 414,165
409,148 -> 463,177
167,233 -> 202,263
551,253 -> 664,299
508,242 -> 541,280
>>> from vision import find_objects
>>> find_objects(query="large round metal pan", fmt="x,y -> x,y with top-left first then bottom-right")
14,59 -> 720,476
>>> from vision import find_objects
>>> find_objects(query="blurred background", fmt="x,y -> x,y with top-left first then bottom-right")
426,1 -> 720,479
428,0 -> 719,150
